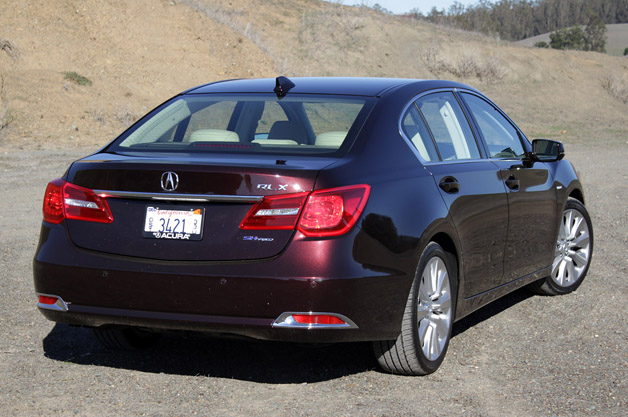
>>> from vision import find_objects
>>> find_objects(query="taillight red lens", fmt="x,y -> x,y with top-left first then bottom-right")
240,192 -> 309,230
239,184 -> 370,237
298,184 -> 370,237
42,179 -> 113,224
43,179 -> 65,224
63,181 -> 113,223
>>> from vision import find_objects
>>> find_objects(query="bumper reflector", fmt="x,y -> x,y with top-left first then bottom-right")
37,293 -> 69,312
293,314 -> 345,325
272,312 -> 358,329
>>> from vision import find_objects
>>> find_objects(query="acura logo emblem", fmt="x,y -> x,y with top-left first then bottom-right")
161,172 -> 179,192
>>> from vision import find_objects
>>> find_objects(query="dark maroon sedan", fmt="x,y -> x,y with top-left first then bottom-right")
34,77 -> 592,375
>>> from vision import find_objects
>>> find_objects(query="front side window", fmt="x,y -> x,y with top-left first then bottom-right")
109,95 -> 371,157
462,93 -> 525,159
414,92 -> 481,161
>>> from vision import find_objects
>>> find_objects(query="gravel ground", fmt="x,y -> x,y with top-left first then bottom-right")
0,142 -> 626,416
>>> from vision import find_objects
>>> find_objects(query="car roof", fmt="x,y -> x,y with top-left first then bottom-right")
184,77 -> 476,97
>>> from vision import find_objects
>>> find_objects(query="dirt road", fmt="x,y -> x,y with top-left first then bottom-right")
1,141 -> 626,416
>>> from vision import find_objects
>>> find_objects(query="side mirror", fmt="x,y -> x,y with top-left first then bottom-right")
532,139 -> 565,162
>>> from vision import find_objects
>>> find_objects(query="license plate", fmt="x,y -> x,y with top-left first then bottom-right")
143,206 -> 204,240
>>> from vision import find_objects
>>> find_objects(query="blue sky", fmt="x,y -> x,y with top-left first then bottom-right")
332,1 -> 479,15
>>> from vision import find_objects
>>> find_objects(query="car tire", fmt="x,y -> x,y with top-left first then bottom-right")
529,198 -> 593,296
373,242 -> 457,375
93,327 -> 160,350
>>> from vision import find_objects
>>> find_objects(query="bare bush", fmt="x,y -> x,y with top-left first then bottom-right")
0,75 -> 13,132
0,104 -> 12,131
454,54 -> 480,78
420,48 -> 505,84
476,56 -> 506,84
419,46 -> 448,74
601,74 -> 628,104
0,39 -> 20,60
90,108 -> 106,126
115,104 -> 141,126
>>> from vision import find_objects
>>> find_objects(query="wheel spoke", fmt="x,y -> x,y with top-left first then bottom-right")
554,259 -> 567,285
429,259 -> 440,295
568,216 -> 584,240
419,276 -> 431,302
552,254 -> 561,272
434,269 -> 445,299
416,305 -> 430,322
565,258 -> 577,284
431,314 -> 449,344
418,318 -> 431,349
433,292 -> 451,312
570,250 -> 588,268
562,210 -> 573,238
571,232 -> 589,249
428,323 -> 440,359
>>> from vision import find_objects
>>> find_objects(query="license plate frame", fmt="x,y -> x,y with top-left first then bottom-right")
142,206 -> 204,240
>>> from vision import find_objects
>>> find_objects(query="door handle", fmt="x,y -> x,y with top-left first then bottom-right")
439,176 -> 459,194
505,175 -> 520,191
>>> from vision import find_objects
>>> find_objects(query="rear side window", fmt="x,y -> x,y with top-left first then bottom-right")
461,93 -> 525,159
415,92 -> 481,161
401,105 -> 439,162
110,95 -> 371,157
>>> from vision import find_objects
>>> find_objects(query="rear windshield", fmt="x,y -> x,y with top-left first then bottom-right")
107,94 -> 372,156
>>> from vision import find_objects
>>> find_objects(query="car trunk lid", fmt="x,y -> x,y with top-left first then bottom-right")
63,152 -> 333,261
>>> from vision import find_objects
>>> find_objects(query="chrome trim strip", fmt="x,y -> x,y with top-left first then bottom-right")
93,190 -> 263,203
272,312 -> 358,329
36,293 -> 69,312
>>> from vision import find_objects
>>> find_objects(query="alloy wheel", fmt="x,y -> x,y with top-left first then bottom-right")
552,208 -> 591,287
417,256 -> 453,361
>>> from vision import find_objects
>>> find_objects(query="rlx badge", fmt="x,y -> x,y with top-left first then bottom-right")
257,184 -> 289,191
161,172 -> 179,192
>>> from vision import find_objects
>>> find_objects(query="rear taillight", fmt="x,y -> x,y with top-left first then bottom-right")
43,179 -> 114,224
240,184 -> 370,237
43,179 -> 65,224
240,192 -> 309,230
298,185 -> 370,237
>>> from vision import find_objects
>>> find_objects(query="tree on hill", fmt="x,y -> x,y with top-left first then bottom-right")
550,26 -> 586,50
584,14 -> 607,52
548,14 -> 607,52
412,0 -> 628,42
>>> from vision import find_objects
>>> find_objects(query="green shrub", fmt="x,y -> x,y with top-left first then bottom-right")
624,47 -> 628,56
63,71 -> 92,86
534,41 -> 549,48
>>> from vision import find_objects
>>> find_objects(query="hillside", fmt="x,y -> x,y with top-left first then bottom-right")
1,0 -> 627,153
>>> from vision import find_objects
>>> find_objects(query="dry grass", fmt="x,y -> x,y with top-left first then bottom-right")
181,1 -> 268,54
299,1 -> 369,53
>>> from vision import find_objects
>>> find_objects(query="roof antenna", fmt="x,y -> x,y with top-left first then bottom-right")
274,76 -> 295,98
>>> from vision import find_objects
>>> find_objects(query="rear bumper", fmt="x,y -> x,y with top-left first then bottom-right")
33,223 -> 414,343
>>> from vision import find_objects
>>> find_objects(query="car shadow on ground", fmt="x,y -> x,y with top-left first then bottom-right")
42,288 -> 535,383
